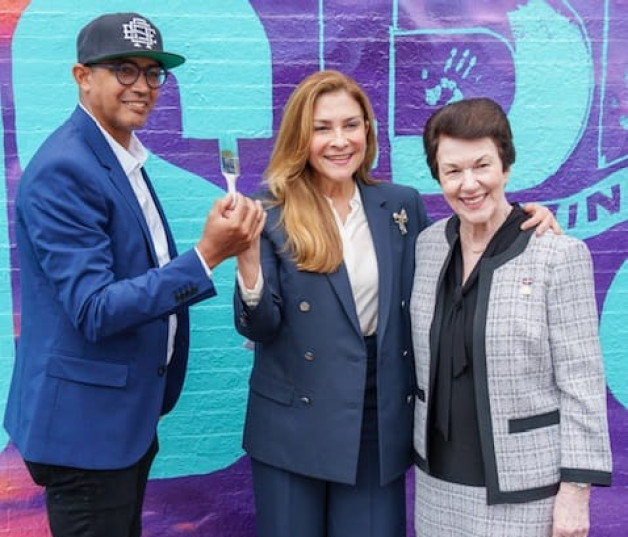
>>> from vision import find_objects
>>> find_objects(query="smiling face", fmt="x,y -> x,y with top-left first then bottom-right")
308,90 -> 368,193
437,135 -> 512,235
74,56 -> 159,148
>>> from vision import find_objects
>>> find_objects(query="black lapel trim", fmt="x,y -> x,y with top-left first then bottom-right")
473,228 -> 534,504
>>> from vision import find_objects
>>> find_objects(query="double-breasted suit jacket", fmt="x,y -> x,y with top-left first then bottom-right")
234,181 -> 430,485
411,218 -> 612,504
4,106 -> 216,470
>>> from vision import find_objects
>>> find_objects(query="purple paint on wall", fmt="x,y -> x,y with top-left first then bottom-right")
392,34 -> 514,136
141,78 -> 276,196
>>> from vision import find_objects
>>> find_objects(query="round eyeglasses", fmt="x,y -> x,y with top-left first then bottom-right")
87,61 -> 168,89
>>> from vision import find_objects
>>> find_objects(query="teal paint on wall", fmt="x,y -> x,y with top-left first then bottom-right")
0,80 -> 15,450
149,156 -> 252,478
601,258 -> 628,408
506,0 -> 593,191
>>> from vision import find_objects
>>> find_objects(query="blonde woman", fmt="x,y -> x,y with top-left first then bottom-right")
234,72 -> 555,537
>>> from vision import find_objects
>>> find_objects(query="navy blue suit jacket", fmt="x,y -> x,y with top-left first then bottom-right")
234,181 -> 430,485
4,106 -> 216,470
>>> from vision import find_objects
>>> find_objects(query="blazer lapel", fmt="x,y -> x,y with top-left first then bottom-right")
326,262 -> 363,338
324,182 -> 395,341
73,107 -> 160,265
359,183 -> 393,341
141,167 -> 178,258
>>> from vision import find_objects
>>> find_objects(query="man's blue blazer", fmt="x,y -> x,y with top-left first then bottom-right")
4,106 -> 216,470
234,182 -> 430,486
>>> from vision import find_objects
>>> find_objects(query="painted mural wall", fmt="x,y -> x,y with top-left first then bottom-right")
0,0 -> 626,535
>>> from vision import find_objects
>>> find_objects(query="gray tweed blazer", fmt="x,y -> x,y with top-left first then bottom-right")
411,218 -> 612,505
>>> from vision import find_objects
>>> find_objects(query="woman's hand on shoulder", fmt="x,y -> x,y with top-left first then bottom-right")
521,202 -> 562,236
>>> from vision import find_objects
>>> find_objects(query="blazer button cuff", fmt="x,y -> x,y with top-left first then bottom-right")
157,365 -> 167,376
299,396 -> 311,405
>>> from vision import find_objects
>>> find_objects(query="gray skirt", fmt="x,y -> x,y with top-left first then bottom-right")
415,468 -> 555,537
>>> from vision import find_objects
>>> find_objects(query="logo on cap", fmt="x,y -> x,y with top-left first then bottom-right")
123,17 -> 157,50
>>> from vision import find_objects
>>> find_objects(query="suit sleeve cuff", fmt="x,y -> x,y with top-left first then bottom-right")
561,467 -> 612,487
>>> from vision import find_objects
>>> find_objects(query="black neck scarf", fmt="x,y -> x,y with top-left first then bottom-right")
434,204 -> 529,441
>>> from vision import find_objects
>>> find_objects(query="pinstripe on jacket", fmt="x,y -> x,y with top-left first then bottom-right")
410,217 -> 612,505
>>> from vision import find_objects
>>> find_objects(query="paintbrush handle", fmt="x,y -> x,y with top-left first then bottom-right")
223,172 -> 238,196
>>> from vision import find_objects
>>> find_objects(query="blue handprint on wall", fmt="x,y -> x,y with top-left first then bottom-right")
390,1 -> 593,194
421,47 -> 478,106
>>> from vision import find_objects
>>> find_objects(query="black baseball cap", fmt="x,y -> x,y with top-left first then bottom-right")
77,12 -> 185,70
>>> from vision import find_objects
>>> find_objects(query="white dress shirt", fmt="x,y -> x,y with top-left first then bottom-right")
238,184 -> 379,336
81,104 -> 178,363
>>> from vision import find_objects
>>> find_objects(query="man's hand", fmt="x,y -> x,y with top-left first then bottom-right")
196,193 -> 266,269
521,202 -> 562,235
552,482 -> 591,537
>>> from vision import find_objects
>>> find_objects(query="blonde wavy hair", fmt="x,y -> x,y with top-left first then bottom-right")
265,70 -> 377,273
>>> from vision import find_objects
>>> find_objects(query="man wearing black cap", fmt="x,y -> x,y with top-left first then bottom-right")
3,12 -> 265,537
